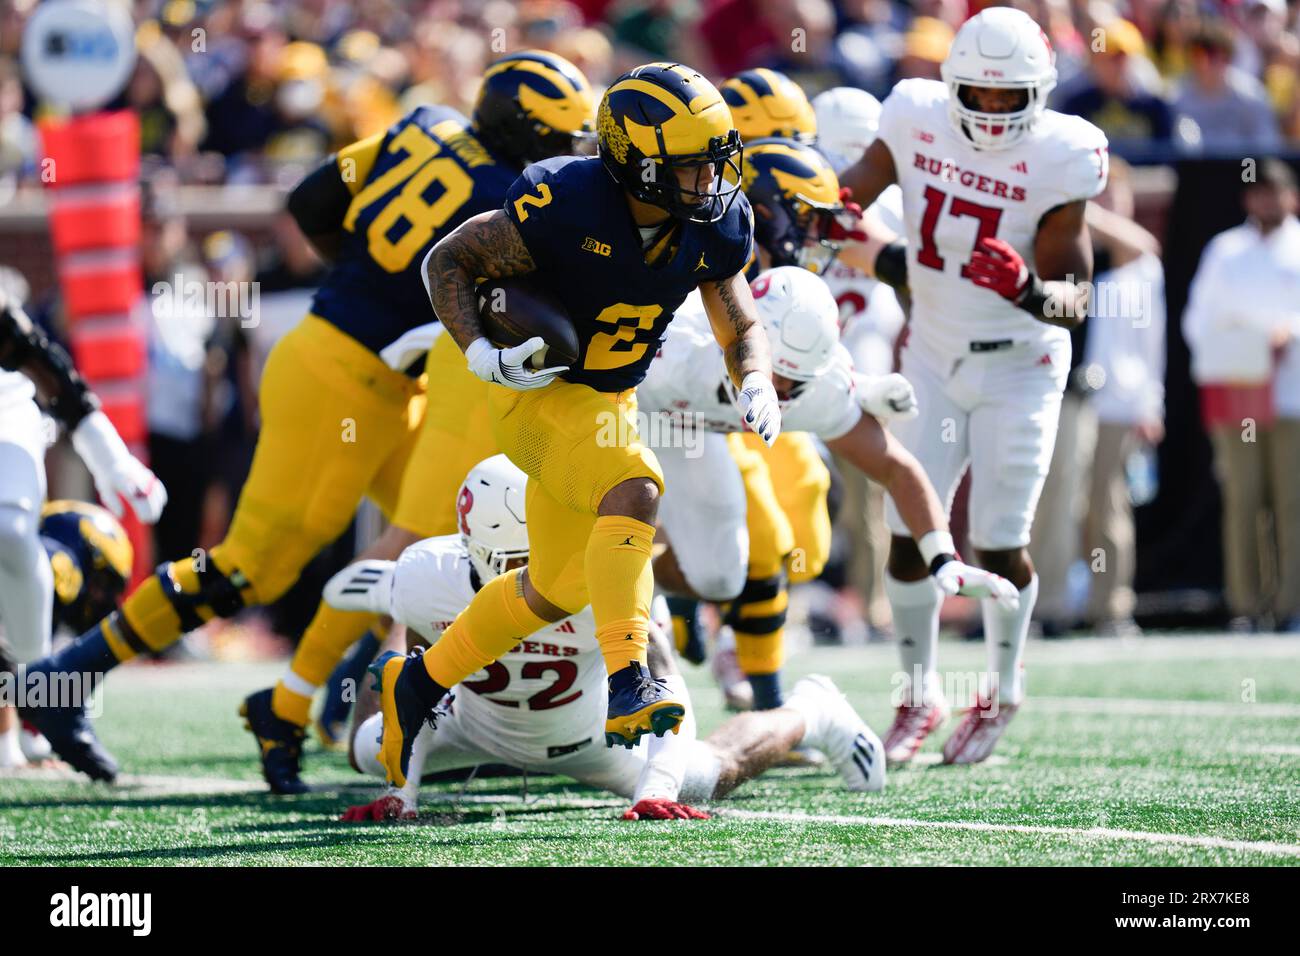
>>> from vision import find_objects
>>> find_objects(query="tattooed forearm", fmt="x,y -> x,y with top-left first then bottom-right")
425,210 -> 535,351
703,274 -> 772,386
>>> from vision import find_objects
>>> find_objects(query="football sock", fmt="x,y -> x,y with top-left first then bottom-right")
747,672 -> 784,711
634,674 -> 694,801
884,573 -> 943,706
421,567 -> 547,688
784,687 -> 830,750
273,601 -> 380,726
38,618 -> 128,676
586,515 -> 656,674
319,631 -> 381,728
0,505 -> 54,663
728,573 -> 787,708
982,573 -> 1037,705
665,596 -> 704,663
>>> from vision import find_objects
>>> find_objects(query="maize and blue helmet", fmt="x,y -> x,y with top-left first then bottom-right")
39,500 -> 133,633
472,50 -> 597,167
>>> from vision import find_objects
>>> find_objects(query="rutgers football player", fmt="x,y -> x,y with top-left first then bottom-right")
329,455 -> 884,821
837,7 -> 1109,764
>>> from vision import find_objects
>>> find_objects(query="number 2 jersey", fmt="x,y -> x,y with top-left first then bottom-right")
311,106 -> 519,369
503,155 -> 754,392
876,78 -> 1108,360
389,534 -> 606,766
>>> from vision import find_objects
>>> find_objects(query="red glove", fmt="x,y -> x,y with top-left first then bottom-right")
340,793 -> 416,822
825,186 -> 867,243
622,798 -> 711,821
966,237 -> 1030,301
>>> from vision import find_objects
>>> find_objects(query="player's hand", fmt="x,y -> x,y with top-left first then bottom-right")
737,372 -> 782,446
825,186 -> 867,243
340,790 -> 417,822
933,559 -> 1020,611
71,411 -> 168,523
622,798 -> 710,821
965,237 -> 1030,302
465,336 -> 567,390
856,372 -> 918,421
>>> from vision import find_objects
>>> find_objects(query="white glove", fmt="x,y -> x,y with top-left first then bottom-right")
856,372 -> 918,421
736,372 -> 782,446
71,411 -> 168,523
933,558 -> 1020,611
465,336 -> 567,390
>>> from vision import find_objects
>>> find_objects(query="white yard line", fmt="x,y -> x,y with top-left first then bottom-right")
716,808 -> 1300,858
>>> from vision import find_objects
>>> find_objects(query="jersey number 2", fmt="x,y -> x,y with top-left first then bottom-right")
461,659 -> 581,711
916,185 -> 1003,279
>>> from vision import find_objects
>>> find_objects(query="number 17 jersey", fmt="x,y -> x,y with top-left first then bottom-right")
876,79 -> 1108,361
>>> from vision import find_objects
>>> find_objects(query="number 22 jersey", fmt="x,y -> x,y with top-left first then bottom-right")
876,78 -> 1108,360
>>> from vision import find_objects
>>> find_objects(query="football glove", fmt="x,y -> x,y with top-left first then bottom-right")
465,336 -> 567,390
71,411 -> 168,523
856,372 -> 918,421
933,558 -> 1020,611
622,797 -> 711,821
736,371 -> 782,446
966,237 -> 1030,302
340,789 -> 417,822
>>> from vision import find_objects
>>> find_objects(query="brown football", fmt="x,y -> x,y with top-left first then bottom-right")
476,277 -> 580,370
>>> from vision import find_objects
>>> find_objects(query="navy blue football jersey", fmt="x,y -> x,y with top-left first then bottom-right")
312,105 -> 519,361
503,156 -> 754,392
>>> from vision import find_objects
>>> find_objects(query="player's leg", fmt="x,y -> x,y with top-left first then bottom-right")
725,434 -> 795,710
881,345 -> 970,763
24,318 -> 419,780
748,431 -> 833,585
0,400 -> 54,667
941,347 -> 1067,765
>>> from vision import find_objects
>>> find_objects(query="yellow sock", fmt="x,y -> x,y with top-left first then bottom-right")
734,628 -> 785,676
586,515 -> 655,674
729,576 -> 788,675
120,562 -> 210,653
100,616 -> 140,663
271,603 -> 379,726
421,568 -> 547,688
271,683 -> 313,727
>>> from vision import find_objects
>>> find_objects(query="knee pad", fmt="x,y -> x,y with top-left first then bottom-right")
724,573 -> 788,641
155,556 -> 251,632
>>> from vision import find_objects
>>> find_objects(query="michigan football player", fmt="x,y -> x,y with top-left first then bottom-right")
18,51 -> 596,787
372,62 -> 781,789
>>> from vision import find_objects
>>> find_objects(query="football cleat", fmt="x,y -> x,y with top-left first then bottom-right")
882,693 -> 950,765
17,667 -> 118,783
604,661 -> 686,748
341,788 -> 418,822
710,630 -> 753,712
239,688 -> 310,795
622,797 -> 710,821
316,631 -> 381,751
370,649 -> 445,788
942,698 -> 1020,765
19,721 -> 53,762
791,675 -> 885,792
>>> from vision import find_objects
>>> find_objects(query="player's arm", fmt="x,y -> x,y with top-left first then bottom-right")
966,200 -> 1093,329
423,209 -> 563,389
285,155 -> 354,263
699,273 -> 781,445
833,140 -> 909,294
837,138 -> 897,211
0,295 -> 167,522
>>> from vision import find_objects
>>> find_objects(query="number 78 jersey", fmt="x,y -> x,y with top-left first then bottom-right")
877,79 -> 1108,359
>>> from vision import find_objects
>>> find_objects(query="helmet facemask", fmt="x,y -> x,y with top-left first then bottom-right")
465,537 -> 530,583
640,129 -> 744,224
755,190 -> 843,275
947,82 -> 1048,150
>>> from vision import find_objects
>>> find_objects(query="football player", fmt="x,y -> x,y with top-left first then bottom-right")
18,52 -> 597,785
0,501 -> 133,769
641,265 -> 1019,711
328,455 -> 883,822
720,68 -> 817,144
376,62 -> 779,790
836,7 -> 1109,763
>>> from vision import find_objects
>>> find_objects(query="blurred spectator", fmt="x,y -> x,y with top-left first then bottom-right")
895,15 -> 953,82
1030,158 -> 1166,636
132,19 -> 207,162
1184,160 -> 1300,631
0,59 -> 34,197
1056,18 -> 1174,158
1151,0 -> 1200,80
1173,19 -> 1281,152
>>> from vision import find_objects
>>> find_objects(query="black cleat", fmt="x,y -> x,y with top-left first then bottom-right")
240,688 -> 310,795
17,671 -> 118,783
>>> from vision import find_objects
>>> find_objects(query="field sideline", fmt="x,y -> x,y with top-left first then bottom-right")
1,635 -> 1297,866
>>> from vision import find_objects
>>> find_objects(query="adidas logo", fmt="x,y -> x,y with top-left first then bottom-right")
1010,160 -> 1028,174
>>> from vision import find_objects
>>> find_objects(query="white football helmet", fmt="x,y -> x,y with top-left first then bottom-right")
725,266 -> 840,410
940,6 -> 1056,151
456,454 -> 529,582
812,87 -> 882,170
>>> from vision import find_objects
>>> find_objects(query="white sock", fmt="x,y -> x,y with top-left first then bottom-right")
0,720 -> 23,768
783,688 -> 830,750
884,573 -> 943,706
982,573 -> 1037,704
634,674 -> 694,802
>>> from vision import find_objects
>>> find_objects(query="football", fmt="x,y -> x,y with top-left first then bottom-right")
477,276 -> 580,370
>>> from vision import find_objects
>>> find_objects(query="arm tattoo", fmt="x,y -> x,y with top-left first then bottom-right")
425,210 -> 535,350
715,278 -> 770,384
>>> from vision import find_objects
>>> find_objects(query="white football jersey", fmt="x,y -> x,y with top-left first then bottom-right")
639,289 -> 862,441
876,78 -> 1108,360
0,369 -> 36,408
389,535 -> 606,764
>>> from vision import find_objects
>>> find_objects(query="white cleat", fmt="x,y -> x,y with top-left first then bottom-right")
942,698 -> 1020,765
883,694 -> 950,766
323,559 -> 395,615
791,675 -> 885,792
19,722 -> 52,762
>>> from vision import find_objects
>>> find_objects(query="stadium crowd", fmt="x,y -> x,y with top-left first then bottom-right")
0,0 -> 1297,643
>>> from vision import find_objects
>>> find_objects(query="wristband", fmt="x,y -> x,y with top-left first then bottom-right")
874,239 -> 909,292
918,530 -> 956,570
